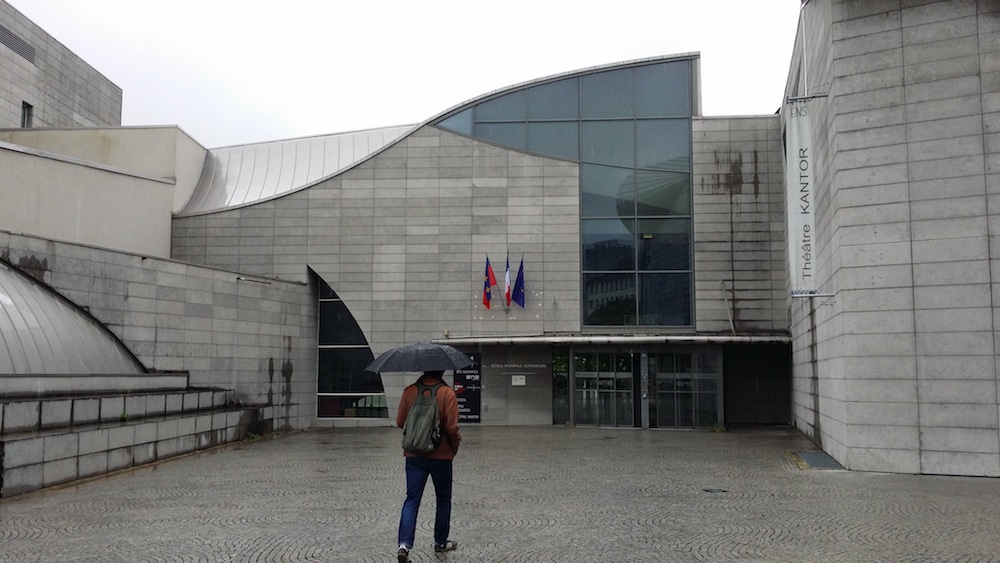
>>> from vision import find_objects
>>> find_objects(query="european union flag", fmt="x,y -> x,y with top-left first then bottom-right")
512,256 -> 525,308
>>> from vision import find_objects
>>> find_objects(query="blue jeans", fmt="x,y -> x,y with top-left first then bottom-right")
397,456 -> 453,548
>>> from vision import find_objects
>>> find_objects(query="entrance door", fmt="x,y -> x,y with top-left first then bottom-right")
574,351 -> 635,427
566,347 -> 721,428
648,350 -> 722,428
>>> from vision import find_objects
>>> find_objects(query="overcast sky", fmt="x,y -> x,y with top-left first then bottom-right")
10,1 -> 802,148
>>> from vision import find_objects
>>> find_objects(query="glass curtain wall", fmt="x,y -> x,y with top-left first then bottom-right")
436,58 -> 694,328
315,275 -> 387,418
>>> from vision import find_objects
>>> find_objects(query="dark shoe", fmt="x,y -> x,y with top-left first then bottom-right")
397,545 -> 410,562
434,540 -> 458,553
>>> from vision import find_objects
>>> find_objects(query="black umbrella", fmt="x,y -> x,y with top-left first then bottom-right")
364,342 -> 474,373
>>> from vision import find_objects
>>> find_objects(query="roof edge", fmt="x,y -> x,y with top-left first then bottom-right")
431,333 -> 790,346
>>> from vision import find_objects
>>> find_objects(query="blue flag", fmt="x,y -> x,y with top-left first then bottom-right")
512,256 -> 525,307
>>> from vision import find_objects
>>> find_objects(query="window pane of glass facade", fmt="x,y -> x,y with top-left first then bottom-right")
581,68 -> 634,118
696,392 -> 718,426
636,61 -> 690,117
637,119 -> 690,170
317,276 -> 339,299
695,351 -> 721,374
476,91 -> 525,121
319,301 -> 368,345
318,348 -> 379,393
474,122 -> 526,149
639,273 -> 691,326
582,218 -> 635,271
581,120 -> 633,167
581,164 -> 634,218
638,218 -> 690,271
528,78 -> 579,119
635,170 -> 690,216
583,272 -> 636,325
528,121 -> 578,160
437,108 -> 473,135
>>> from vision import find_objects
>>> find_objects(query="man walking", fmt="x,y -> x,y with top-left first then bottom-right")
396,370 -> 461,562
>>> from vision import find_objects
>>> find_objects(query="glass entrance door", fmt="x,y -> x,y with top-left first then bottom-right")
574,351 -> 635,427
565,347 -> 720,428
648,350 -> 721,428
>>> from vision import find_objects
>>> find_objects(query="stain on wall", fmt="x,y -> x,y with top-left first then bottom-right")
703,150 -> 762,197
11,253 -> 49,283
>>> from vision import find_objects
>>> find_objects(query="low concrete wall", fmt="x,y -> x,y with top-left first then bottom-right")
0,373 -> 188,396
0,230 -> 318,430
0,389 -> 259,497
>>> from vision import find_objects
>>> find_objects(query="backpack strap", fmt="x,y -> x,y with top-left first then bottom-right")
416,379 -> 446,396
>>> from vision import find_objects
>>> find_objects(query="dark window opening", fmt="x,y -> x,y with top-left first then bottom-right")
312,269 -> 386,419
21,102 -> 33,128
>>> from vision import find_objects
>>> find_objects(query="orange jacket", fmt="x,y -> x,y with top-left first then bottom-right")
396,376 -> 462,460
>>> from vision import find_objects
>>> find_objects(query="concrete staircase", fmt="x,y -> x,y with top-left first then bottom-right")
0,385 -> 268,497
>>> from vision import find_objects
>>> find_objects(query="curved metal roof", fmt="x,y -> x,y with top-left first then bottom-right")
177,125 -> 416,216
0,261 -> 145,375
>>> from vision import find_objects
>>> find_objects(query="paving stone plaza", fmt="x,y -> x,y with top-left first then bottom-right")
1,426 -> 999,562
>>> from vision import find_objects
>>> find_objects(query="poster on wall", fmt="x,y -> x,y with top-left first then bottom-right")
785,98 -> 817,295
454,353 -> 482,423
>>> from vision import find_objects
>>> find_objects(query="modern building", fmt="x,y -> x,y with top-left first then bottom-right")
786,0 -> 1000,477
1,0 -> 998,485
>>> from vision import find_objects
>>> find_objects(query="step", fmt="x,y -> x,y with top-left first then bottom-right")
1,388 -> 231,435
0,404 -> 264,498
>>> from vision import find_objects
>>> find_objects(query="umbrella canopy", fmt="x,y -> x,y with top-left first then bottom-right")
364,342 -> 474,373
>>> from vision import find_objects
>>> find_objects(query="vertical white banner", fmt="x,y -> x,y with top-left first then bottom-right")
785,99 -> 816,295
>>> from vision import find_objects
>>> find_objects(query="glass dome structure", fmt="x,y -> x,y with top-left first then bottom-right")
0,260 -> 144,375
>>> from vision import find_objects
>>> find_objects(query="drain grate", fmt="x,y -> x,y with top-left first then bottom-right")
793,451 -> 844,470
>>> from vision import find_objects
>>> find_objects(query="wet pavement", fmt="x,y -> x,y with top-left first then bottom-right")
2,425 -> 999,562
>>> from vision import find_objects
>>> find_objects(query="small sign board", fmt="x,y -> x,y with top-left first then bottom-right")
453,352 -> 481,423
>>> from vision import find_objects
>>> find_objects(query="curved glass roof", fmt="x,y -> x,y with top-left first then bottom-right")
177,125 -> 416,216
0,261 -> 145,375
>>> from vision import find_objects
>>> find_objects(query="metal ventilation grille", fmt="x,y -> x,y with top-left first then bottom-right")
0,23 -> 35,64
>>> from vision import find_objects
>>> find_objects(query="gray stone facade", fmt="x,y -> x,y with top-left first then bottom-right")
172,125 -> 583,344
172,122 -> 792,425
787,0 -> 1000,476
692,116 -> 788,334
0,230 -> 316,430
172,126 -> 582,420
0,1 -> 121,128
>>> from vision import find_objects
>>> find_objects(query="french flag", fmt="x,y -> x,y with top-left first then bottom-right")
504,255 -> 512,307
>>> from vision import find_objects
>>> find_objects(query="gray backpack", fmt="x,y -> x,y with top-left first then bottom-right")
401,380 -> 445,454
